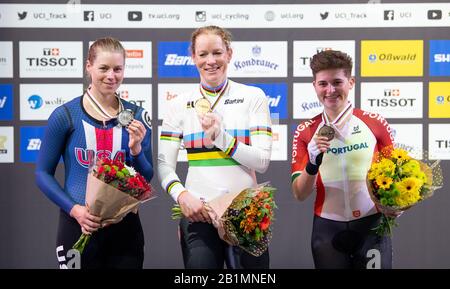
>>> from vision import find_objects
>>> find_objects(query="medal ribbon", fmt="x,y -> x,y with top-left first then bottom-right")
199,79 -> 229,112
86,86 -> 124,120
322,101 -> 353,127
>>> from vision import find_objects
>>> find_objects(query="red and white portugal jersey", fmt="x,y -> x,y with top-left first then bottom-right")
291,108 -> 394,221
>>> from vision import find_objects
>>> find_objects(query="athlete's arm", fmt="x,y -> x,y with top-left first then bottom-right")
291,125 -> 329,201
205,89 -> 272,173
35,106 -> 77,214
129,109 -> 153,182
158,99 -> 210,222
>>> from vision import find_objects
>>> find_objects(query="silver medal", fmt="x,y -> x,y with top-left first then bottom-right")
118,109 -> 134,127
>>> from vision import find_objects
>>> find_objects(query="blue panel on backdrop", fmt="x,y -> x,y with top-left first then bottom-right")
0,84 -> 13,121
430,40 -> 450,76
158,42 -> 199,78
20,126 -> 46,163
247,83 -> 288,120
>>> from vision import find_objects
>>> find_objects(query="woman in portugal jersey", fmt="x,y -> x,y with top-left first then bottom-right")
291,50 -> 398,269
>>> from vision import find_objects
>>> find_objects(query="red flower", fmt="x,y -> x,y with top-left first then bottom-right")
260,215 -> 270,231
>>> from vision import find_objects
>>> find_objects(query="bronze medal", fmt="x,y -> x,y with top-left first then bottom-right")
195,98 -> 211,115
118,109 -> 134,127
318,125 -> 335,141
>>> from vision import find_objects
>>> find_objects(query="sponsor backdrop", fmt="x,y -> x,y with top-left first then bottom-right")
1,0 -> 450,269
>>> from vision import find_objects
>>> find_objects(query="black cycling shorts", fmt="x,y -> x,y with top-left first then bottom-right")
311,213 -> 392,269
56,209 -> 144,269
179,218 -> 269,269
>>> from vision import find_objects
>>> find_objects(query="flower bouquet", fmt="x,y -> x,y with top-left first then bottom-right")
367,146 -> 443,236
172,183 -> 277,257
73,158 -> 154,254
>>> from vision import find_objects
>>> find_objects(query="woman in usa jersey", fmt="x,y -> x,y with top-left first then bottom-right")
35,37 -> 153,269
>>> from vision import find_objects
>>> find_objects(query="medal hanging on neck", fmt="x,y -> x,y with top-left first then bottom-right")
319,102 -> 353,141
85,86 -> 134,127
195,80 -> 229,115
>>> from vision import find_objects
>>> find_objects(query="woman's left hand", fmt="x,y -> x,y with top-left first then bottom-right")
127,119 -> 147,156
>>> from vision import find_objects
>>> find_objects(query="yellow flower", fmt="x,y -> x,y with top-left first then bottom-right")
368,165 -> 383,180
401,160 -> 421,177
394,177 -> 422,207
391,148 -> 411,164
379,158 -> 396,175
375,175 -> 393,190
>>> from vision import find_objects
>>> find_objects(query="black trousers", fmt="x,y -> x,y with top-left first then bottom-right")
311,213 -> 392,269
179,218 -> 269,269
56,209 -> 144,269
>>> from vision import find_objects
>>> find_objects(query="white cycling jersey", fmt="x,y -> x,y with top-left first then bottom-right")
291,105 -> 394,221
158,80 -> 272,202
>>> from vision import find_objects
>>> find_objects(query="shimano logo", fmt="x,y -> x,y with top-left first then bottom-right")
27,139 -> 42,150
164,54 -> 194,66
434,53 -> 450,63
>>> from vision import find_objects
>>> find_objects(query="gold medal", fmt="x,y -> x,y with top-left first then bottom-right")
195,98 -> 211,115
318,125 -> 335,141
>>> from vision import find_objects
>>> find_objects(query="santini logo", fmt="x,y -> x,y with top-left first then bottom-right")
224,98 -> 244,105
164,54 -> 194,66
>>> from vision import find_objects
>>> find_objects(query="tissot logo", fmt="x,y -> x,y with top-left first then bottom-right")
384,89 -> 400,97
384,10 -> 394,21
43,48 -> 60,56
128,11 -> 142,21
84,11 -> 94,21
361,82 -> 422,118
436,140 -> 450,149
20,42 -> 83,78
18,11 -> 27,20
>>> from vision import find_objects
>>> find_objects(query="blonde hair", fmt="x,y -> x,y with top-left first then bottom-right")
87,37 -> 125,64
190,25 -> 232,54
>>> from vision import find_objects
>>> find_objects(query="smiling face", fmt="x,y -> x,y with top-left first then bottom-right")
313,68 -> 354,115
191,33 -> 232,87
86,49 -> 124,98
